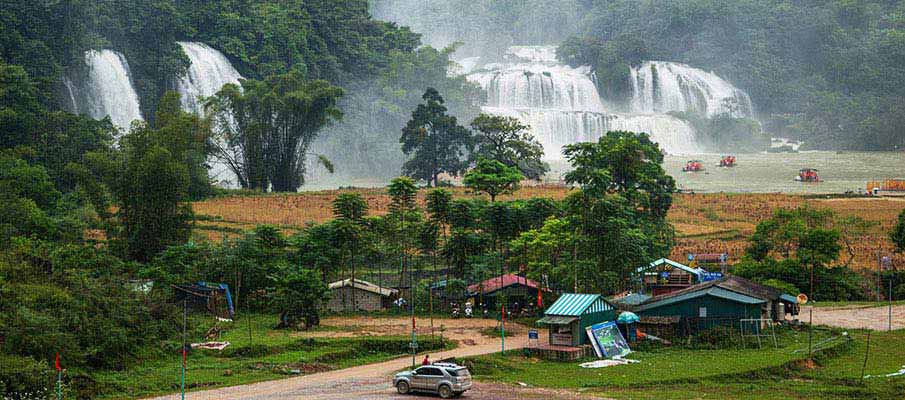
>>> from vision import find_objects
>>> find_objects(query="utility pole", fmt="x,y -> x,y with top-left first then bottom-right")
181,299 -> 187,400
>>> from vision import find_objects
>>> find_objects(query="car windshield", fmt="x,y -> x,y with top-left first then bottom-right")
449,368 -> 470,377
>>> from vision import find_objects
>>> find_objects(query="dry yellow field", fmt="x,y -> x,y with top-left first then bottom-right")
192,188 -> 905,271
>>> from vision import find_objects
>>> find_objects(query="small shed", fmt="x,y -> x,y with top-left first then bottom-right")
327,278 -> 397,312
537,294 -> 617,347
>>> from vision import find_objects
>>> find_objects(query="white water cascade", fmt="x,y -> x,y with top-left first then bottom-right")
630,61 -> 754,118
81,50 -> 144,131
176,42 -> 243,115
466,46 -> 702,158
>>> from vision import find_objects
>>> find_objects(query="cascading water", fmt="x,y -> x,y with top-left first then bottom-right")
176,41 -> 245,187
466,46 -> 702,158
176,42 -> 243,115
82,49 -> 144,131
630,61 -> 754,118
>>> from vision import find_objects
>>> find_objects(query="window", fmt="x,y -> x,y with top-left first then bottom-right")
699,307 -> 707,318
449,368 -> 470,377
419,367 -> 443,376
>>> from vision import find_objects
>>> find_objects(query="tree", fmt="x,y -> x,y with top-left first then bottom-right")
563,130 -> 675,219
272,268 -> 329,329
470,113 -> 548,180
207,72 -> 343,191
745,207 -> 842,300
893,208 -> 905,253
152,91 -> 213,199
388,176 -> 418,286
332,193 -> 368,310
463,158 -> 523,202
400,88 -> 472,186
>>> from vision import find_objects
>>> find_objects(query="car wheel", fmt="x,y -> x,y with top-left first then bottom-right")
438,384 -> 453,399
396,381 -> 410,394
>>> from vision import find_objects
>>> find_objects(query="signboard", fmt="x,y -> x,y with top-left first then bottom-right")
586,321 -> 631,359
551,333 -> 572,346
528,330 -> 539,340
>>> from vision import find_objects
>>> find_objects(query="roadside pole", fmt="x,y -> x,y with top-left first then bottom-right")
181,299 -> 186,400
860,331 -> 871,383
501,304 -> 505,355
807,308 -> 813,360
890,276 -> 894,331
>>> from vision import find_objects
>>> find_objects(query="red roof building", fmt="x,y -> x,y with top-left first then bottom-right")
468,273 -> 546,295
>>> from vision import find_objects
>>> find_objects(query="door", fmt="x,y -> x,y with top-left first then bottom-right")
414,367 -> 443,391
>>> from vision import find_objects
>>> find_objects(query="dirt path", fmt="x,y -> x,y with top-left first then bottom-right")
150,318 -> 565,400
801,304 -> 904,331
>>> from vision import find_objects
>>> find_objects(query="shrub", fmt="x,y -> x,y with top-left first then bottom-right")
0,355 -> 53,399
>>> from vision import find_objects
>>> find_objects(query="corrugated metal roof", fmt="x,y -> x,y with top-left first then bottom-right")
329,278 -> 397,297
636,258 -> 704,279
780,294 -> 799,304
537,315 -> 578,325
467,273 -> 546,295
635,287 -> 765,312
544,293 -> 613,316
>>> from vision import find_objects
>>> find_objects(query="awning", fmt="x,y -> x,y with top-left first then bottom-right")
537,316 -> 578,325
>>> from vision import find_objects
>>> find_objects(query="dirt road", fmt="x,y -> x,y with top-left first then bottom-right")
801,304 -> 904,331
150,318 -> 586,400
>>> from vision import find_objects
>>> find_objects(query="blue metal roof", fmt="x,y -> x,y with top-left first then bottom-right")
635,287 -> 766,312
779,294 -> 799,304
545,293 -> 614,316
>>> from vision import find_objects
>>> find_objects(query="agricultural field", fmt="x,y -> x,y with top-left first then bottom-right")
191,188 -> 905,272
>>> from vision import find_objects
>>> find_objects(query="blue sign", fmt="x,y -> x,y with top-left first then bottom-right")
528,330 -> 539,340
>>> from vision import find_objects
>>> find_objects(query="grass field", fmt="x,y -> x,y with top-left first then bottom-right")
192,188 -> 905,271
90,314 -> 452,399
465,328 -> 905,400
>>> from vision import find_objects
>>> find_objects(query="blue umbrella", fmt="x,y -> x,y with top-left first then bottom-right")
617,311 -> 640,324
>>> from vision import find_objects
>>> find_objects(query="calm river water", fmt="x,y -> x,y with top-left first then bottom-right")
307,151 -> 904,194
546,151 -> 905,194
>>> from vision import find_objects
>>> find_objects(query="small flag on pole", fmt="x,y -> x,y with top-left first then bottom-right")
537,289 -> 543,308
55,352 -> 62,400
55,352 -> 61,371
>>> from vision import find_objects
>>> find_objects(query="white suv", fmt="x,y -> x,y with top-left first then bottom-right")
393,363 -> 472,398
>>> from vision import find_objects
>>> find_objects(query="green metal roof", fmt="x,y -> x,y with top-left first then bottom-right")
635,287 -> 766,312
537,315 -> 578,325
544,293 -> 613,316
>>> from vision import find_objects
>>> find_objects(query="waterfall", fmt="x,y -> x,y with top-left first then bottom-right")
82,49 -> 144,131
176,42 -> 244,187
60,76 -> 80,115
176,42 -> 243,115
630,61 -> 754,118
467,46 -> 701,158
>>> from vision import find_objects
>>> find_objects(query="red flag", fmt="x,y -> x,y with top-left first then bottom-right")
501,304 -> 505,323
537,289 -> 543,308
55,352 -> 61,371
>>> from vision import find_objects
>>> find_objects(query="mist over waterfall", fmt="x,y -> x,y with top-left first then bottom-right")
81,50 -> 144,131
176,42 -> 243,115
466,46 -> 701,158
630,61 -> 754,118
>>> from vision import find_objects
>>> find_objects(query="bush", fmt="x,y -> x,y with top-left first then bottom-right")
0,355 -> 53,399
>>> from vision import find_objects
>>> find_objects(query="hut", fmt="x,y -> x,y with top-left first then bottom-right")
537,294 -> 617,347
467,273 -> 548,313
327,278 -> 398,312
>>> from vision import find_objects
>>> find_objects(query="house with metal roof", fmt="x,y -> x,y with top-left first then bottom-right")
327,278 -> 398,312
628,276 -> 799,332
537,294 -> 617,347
467,273 -> 548,311
636,258 -> 709,296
